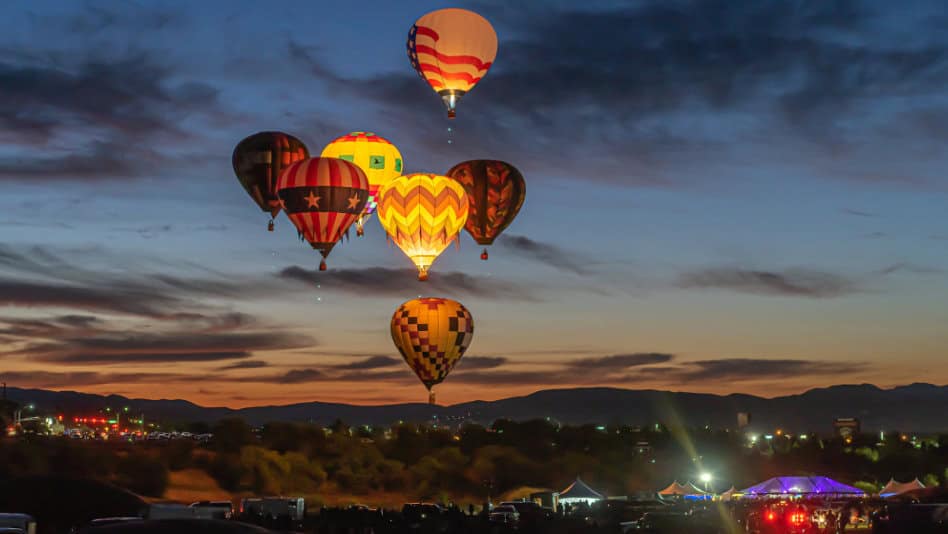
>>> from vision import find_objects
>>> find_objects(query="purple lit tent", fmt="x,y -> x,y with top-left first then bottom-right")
741,476 -> 865,498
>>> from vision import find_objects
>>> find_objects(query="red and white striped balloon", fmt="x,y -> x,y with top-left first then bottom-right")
276,157 -> 369,270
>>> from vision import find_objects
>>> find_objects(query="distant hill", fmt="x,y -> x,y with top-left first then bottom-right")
4,383 -> 947,432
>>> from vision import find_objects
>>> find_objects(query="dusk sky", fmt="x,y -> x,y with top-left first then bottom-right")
1,0 -> 946,407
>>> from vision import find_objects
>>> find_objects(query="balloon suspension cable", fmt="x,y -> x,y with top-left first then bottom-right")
481,248 -> 489,261
268,219 -> 275,232
319,259 -> 327,272
428,389 -> 436,406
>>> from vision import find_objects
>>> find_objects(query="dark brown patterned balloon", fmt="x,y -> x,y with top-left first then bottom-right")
232,131 -> 309,230
446,160 -> 525,258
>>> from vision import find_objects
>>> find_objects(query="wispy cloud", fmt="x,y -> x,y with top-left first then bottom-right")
218,360 -> 270,371
566,353 -> 675,370
0,48 -> 222,181
456,356 -> 508,370
842,208 -> 877,217
497,235 -> 588,275
876,263 -> 944,276
639,358 -> 866,382
332,356 -> 401,370
0,370 -> 187,389
279,266 -> 538,300
677,268 -> 859,298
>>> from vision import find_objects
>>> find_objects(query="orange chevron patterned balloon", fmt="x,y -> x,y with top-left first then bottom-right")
391,297 -> 474,404
376,173 -> 469,281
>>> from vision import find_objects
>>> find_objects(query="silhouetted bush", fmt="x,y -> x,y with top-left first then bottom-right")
115,452 -> 169,497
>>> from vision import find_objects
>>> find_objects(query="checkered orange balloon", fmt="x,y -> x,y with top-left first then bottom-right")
391,297 -> 474,404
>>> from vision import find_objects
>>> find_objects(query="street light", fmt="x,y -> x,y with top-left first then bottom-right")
700,472 -> 712,491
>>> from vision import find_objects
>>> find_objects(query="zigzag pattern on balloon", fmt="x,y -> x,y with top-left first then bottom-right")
378,178 -> 468,237
377,173 -> 468,278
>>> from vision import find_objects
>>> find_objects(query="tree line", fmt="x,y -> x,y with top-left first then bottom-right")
1,418 -> 946,503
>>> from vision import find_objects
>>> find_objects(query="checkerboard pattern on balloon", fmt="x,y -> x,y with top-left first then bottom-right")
390,297 -> 474,389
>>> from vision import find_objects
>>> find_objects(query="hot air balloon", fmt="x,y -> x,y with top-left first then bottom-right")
376,173 -> 468,281
446,160 -> 526,260
407,8 -> 497,118
391,297 -> 474,405
276,157 -> 369,271
232,132 -> 309,231
320,132 -> 403,237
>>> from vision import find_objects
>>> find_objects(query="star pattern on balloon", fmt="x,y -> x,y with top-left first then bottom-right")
305,191 -> 321,208
347,194 -> 361,210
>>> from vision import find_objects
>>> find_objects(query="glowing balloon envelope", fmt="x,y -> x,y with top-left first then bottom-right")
407,8 -> 497,118
391,297 -> 474,404
276,157 -> 369,270
320,132 -> 403,237
376,173 -> 469,280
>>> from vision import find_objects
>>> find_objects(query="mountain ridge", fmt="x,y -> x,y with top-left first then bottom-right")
3,383 -> 946,432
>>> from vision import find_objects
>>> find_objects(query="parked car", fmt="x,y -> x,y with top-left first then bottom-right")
189,500 -> 234,519
489,505 -> 520,524
239,497 -> 304,529
72,517 -> 142,533
0,514 -> 36,534
500,500 -> 549,520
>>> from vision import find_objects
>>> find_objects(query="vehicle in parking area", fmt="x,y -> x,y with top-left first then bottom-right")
0,514 -> 36,534
189,500 -> 234,519
145,503 -> 197,519
239,497 -> 305,529
489,505 -> 520,524
500,500 -> 549,520
72,517 -> 142,533
596,499 -> 669,528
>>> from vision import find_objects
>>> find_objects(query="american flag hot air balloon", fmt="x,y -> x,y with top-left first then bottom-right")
276,157 -> 369,271
407,8 -> 497,119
